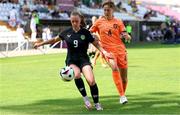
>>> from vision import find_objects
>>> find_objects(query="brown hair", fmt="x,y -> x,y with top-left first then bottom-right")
70,11 -> 86,28
102,1 -> 116,9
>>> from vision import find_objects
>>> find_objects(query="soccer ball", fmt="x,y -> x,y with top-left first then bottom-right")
60,66 -> 74,81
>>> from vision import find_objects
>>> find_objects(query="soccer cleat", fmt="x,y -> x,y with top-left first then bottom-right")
84,100 -> 92,110
120,96 -> 128,104
83,96 -> 92,110
95,103 -> 103,111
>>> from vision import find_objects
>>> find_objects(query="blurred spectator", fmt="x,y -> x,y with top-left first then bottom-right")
164,26 -> 174,41
51,7 -> 60,18
116,1 -> 122,9
9,7 -> 18,27
156,28 -> 163,40
42,26 -> 52,49
92,0 -> 102,8
126,23 -> 132,36
32,10 -> 41,38
30,13 -> 37,41
74,0 -> 81,7
150,10 -> 157,17
82,0 -> 102,8
16,23 -> 26,50
165,16 -> 171,26
0,0 -> 9,3
42,26 -> 52,41
143,11 -> 151,20
59,11 -> 69,20
82,0 -> 90,7
129,0 -> 138,13
172,22 -> 179,43
147,28 -> 156,41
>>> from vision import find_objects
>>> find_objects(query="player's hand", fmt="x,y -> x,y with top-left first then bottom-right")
102,50 -> 114,59
121,32 -> 131,43
34,42 -> 43,49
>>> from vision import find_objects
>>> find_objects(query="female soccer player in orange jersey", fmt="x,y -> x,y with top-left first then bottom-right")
90,1 -> 131,104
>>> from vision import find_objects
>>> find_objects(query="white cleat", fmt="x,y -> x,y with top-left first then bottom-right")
83,96 -> 92,110
95,103 -> 103,111
84,100 -> 92,110
120,96 -> 128,104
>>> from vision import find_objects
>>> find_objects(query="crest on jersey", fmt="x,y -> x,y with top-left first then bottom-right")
81,35 -> 85,40
113,24 -> 118,29
67,34 -> 71,38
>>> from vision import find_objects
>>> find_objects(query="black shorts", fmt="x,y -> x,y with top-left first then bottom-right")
66,57 -> 91,71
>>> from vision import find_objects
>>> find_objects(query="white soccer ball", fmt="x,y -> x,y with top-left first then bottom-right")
60,66 -> 74,81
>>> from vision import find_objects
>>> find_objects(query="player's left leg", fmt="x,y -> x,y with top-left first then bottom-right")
117,54 -> 128,104
104,55 -> 125,97
82,65 -> 103,110
70,64 -> 91,109
120,68 -> 128,93
117,53 -> 128,93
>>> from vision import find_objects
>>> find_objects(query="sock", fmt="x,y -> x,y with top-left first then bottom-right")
90,83 -> 99,103
123,82 -> 128,93
74,78 -> 87,97
112,71 -> 125,96
83,96 -> 89,102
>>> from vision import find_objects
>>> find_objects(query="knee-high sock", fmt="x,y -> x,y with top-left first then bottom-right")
74,78 -> 87,97
90,83 -> 99,103
112,71 -> 124,96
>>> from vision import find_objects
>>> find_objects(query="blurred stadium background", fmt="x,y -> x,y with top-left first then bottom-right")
0,0 -> 180,57
0,0 -> 180,114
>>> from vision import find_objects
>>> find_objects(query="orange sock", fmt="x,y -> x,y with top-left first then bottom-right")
123,82 -> 127,93
112,71 -> 124,96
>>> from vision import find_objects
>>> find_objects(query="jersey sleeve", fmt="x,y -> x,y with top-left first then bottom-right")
86,30 -> 95,43
119,19 -> 126,33
89,20 -> 99,33
58,29 -> 67,40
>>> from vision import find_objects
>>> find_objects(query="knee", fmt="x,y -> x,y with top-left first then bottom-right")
108,62 -> 118,71
74,72 -> 81,79
111,66 -> 119,71
122,78 -> 128,83
88,80 -> 96,86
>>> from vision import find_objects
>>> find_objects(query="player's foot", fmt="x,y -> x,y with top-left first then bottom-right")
83,96 -> 92,110
84,100 -> 92,110
94,103 -> 103,111
120,96 -> 128,104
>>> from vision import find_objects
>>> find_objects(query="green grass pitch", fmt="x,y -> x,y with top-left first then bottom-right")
0,43 -> 180,114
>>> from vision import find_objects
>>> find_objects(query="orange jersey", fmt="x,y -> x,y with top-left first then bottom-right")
90,16 -> 126,54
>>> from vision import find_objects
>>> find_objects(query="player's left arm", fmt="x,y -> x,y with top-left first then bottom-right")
92,38 -> 113,59
119,19 -> 132,41
121,31 -> 131,41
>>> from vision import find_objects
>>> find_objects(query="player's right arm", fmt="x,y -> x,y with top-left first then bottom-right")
34,36 -> 61,49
